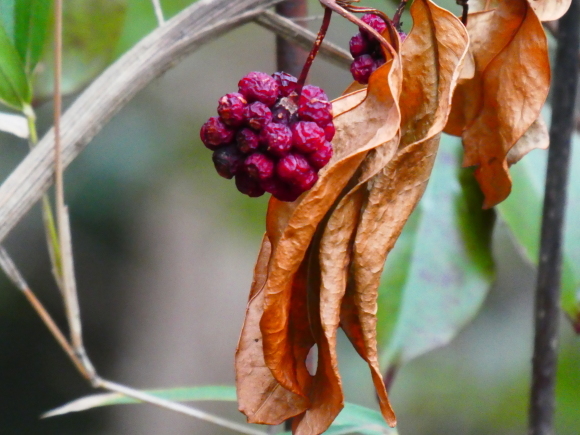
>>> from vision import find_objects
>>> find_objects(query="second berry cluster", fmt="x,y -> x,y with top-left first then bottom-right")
200,71 -> 335,202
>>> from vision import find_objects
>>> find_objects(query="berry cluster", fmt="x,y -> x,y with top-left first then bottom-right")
349,14 -> 388,85
200,71 -> 335,202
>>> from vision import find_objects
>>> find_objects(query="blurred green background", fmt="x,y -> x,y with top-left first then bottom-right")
0,0 -> 578,434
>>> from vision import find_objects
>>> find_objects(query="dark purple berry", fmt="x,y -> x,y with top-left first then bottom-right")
291,121 -> 325,153
360,13 -> 387,37
350,54 -> 377,85
238,71 -> 279,106
237,128 -> 260,154
323,122 -> 336,142
307,141 -> 333,170
294,169 -> 318,192
235,171 -> 265,197
243,101 -> 273,131
271,97 -> 299,125
272,71 -> 298,97
212,144 -> 244,179
244,153 -> 274,181
260,122 -> 293,157
200,117 -> 235,150
349,32 -> 370,57
298,85 -> 332,126
277,153 -> 312,184
217,93 -> 247,127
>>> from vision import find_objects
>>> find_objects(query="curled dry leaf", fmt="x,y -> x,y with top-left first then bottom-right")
470,0 -> 572,21
445,0 -> 550,208
506,116 -> 549,165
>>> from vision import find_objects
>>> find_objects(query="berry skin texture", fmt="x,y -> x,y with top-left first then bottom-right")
294,169 -> 318,192
360,13 -> 387,37
235,171 -> 265,197
217,93 -> 247,127
298,85 -> 332,126
307,141 -> 333,170
350,54 -> 377,85
243,101 -> 273,131
212,144 -> 244,179
261,122 -> 293,157
291,121 -> 326,154
277,153 -> 312,184
244,153 -> 275,181
237,128 -> 260,154
349,32 -> 369,58
323,122 -> 336,142
200,117 -> 235,150
238,71 -> 279,106
272,71 -> 298,97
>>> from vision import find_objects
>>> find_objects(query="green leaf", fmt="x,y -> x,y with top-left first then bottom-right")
34,0 -> 127,99
379,134 -> 495,370
496,126 -> 580,331
43,385 -> 237,417
0,20 -> 31,110
0,0 -> 15,41
14,0 -> 52,74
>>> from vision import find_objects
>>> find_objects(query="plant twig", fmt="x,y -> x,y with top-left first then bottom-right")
529,1 -> 580,435
275,0 -> 308,77
151,0 -> 165,25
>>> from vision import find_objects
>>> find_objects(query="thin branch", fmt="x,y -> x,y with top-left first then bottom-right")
275,0 -> 308,77
529,1 -> 580,435
151,0 -> 165,25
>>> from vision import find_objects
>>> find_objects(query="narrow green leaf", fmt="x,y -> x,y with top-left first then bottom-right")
497,126 -> 580,330
43,385 -> 237,417
0,0 -> 15,41
0,20 -> 31,110
14,0 -> 52,74
379,134 -> 495,369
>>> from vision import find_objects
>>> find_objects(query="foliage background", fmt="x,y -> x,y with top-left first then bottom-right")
0,0 -> 578,434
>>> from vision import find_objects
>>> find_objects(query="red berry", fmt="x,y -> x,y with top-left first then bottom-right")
272,71 -> 298,97
350,54 -> 377,85
238,71 -> 279,106
294,169 -> 318,191
243,101 -> 273,131
212,144 -> 244,179
360,13 -> 387,37
217,93 -> 247,127
200,117 -> 235,150
323,122 -> 336,141
261,122 -> 293,157
260,177 -> 302,202
307,141 -> 333,170
291,121 -> 325,153
349,32 -> 370,58
237,128 -> 260,154
298,85 -> 332,126
244,153 -> 275,181
235,171 -> 265,197
398,30 -> 407,42
277,153 -> 312,184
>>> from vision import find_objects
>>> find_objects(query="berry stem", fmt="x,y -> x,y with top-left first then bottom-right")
296,6 -> 333,94
456,0 -> 468,25
392,0 -> 408,30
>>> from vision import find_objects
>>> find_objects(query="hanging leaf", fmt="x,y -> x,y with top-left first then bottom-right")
14,0 -> 52,74
529,0 -> 572,21
377,135 -> 495,371
445,0 -> 550,208
0,20 -> 31,110
0,0 -> 15,41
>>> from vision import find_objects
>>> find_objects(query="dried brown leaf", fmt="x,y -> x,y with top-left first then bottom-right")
506,115 -> 549,165
471,0 -> 572,21
445,0 -> 550,208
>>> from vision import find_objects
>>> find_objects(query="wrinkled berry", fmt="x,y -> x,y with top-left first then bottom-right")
349,32 -> 370,58
260,177 -> 302,202
238,71 -> 279,106
350,54 -> 377,85
360,13 -> 387,37
261,122 -> 293,157
244,153 -> 274,181
298,85 -> 332,126
243,101 -> 273,131
235,171 -> 265,197
272,71 -> 298,97
323,122 -> 336,142
277,153 -> 312,184
200,117 -> 235,150
217,93 -> 247,127
307,141 -> 333,170
291,121 -> 325,153
294,169 -> 318,191
212,144 -> 244,179
237,128 -> 260,154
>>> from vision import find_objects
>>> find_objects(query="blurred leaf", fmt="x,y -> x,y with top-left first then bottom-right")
496,129 -> 580,331
0,111 -> 28,138
379,134 -> 495,370
43,385 -> 237,417
14,0 -> 52,74
0,0 -> 15,40
0,20 -> 31,110
34,0 -> 126,99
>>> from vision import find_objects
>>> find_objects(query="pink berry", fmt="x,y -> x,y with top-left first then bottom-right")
323,122 -> 336,141
360,13 -> 387,37
244,153 -> 274,181
349,32 -> 370,58
237,128 -> 260,154
243,101 -> 273,131
350,54 -> 377,85
217,93 -> 247,127
272,71 -> 298,97
212,144 -> 244,179
200,117 -> 235,150
277,153 -> 312,184
294,169 -> 318,192
261,122 -> 293,157
298,85 -> 332,126
398,31 -> 407,42
238,71 -> 279,106
291,121 -> 326,153
235,171 -> 265,197
307,141 -> 333,170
